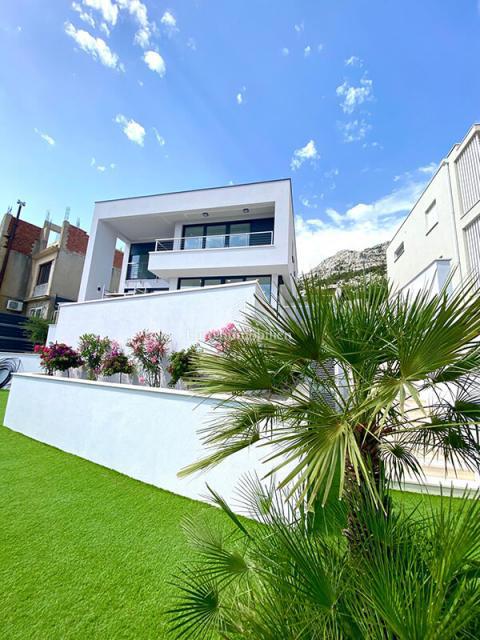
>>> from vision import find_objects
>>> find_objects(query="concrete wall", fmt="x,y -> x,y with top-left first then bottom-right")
0,352 -> 41,373
4,373 -> 271,505
49,280 -> 259,350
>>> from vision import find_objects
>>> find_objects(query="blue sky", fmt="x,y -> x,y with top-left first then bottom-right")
1,0 -> 479,270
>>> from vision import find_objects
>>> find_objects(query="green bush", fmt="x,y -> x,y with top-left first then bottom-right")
167,345 -> 199,387
23,316 -> 49,346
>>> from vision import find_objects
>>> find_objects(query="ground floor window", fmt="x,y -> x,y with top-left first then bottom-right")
178,275 -> 272,301
29,306 -> 45,318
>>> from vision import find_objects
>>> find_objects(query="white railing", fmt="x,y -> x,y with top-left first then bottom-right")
154,230 -> 273,252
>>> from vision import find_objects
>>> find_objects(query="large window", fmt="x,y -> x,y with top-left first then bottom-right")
36,261 -> 52,285
178,275 -> 272,301
127,243 -> 158,280
182,218 -> 274,250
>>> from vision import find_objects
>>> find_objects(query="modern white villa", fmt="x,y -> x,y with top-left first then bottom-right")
46,179 -> 297,348
387,123 -> 480,295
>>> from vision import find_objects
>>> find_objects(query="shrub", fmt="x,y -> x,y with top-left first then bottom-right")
35,343 -> 83,376
102,341 -> 134,382
79,333 -> 111,380
23,316 -> 49,346
204,323 -> 240,353
167,345 -> 199,387
127,330 -> 170,387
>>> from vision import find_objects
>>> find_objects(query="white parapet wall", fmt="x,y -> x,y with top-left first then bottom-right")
4,373 -> 270,506
0,352 -> 41,373
47,281 -> 259,350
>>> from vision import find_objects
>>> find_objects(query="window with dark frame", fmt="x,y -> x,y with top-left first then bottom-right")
181,218 -> 274,250
178,275 -> 272,301
36,261 -> 53,285
394,242 -> 405,261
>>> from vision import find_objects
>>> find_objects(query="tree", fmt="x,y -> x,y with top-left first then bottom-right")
181,278 -> 480,509
23,315 -> 49,346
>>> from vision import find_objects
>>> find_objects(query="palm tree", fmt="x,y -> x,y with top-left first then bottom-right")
181,278 -> 480,508
168,478 -> 480,639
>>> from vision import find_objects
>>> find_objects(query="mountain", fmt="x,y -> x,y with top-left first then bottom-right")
308,242 -> 388,287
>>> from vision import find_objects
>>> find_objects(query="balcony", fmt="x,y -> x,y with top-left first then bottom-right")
154,230 -> 273,252
148,230 -> 280,279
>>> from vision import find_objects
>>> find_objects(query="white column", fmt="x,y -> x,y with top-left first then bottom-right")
79,219 -> 118,301
119,241 -> 131,293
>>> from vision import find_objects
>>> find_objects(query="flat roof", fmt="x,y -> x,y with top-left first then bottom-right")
95,178 -> 292,204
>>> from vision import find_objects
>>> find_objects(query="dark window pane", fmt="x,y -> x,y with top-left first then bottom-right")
205,225 -> 227,249
179,278 -> 202,289
203,278 -> 223,286
37,261 -> 52,285
229,223 -> 250,247
183,226 -> 204,250
127,243 -> 157,279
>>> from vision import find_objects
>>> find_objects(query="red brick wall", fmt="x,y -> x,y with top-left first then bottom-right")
66,224 -> 89,255
9,218 -> 42,256
113,249 -> 124,269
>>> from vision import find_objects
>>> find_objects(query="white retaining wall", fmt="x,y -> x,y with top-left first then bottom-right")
47,281 -> 259,350
0,352 -> 41,373
4,373 -> 270,505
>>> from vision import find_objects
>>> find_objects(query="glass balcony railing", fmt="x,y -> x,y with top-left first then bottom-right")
154,230 -> 273,252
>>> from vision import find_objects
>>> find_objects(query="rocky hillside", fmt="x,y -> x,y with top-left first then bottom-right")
309,242 -> 388,287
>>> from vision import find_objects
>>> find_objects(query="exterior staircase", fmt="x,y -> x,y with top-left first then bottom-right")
0,313 -> 33,352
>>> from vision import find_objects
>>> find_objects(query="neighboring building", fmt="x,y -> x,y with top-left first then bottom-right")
0,212 -> 123,320
387,123 -> 480,295
79,179 -> 298,303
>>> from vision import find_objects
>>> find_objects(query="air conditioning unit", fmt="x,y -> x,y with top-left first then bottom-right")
6,299 -> 23,312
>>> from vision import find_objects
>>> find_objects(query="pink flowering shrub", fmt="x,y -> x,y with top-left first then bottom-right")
35,343 -> 83,376
127,330 -> 170,387
101,340 -> 134,382
204,323 -> 240,353
79,333 -> 111,380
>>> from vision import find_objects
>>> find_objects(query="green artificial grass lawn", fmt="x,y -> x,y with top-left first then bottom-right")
0,389 -> 463,639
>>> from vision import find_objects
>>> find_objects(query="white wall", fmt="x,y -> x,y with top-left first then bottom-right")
386,163 -> 461,292
0,352 -> 41,373
4,374 -> 272,506
51,280 -> 259,351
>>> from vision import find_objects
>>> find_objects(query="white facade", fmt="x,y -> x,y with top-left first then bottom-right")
387,124 -> 480,294
79,179 -> 297,304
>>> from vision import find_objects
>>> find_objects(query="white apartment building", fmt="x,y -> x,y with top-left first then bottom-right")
387,124 -> 480,295
48,179 -> 298,349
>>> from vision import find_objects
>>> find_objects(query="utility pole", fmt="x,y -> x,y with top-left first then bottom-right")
0,199 -> 26,289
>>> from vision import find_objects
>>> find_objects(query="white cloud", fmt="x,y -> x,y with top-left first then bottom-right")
110,162 -> 116,168
317,43 -> 324,52
97,165 -> 106,172
418,162 -> 437,175
160,10 -> 178,34
340,119 -> 371,143
115,114 -> 146,145
186,37 -> 196,50
294,22 -> 304,33
290,140 -> 319,171
281,47 -> 289,56
117,0 -> 153,48
153,127 -> 165,145
90,157 -> 96,166
72,2 -> 96,28
304,45 -> 311,57
82,0 -> 118,25
300,194 -> 323,209
336,76 -> 373,114
34,128 -> 55,146
143,50 -> 166,76
100,22 -> 110,36
295,175 -> 430,271
345,55 -> 363,67
236,86 -> 246,105
64,22 -> 123,70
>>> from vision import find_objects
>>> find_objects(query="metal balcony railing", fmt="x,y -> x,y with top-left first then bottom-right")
154,230 -> 274,252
